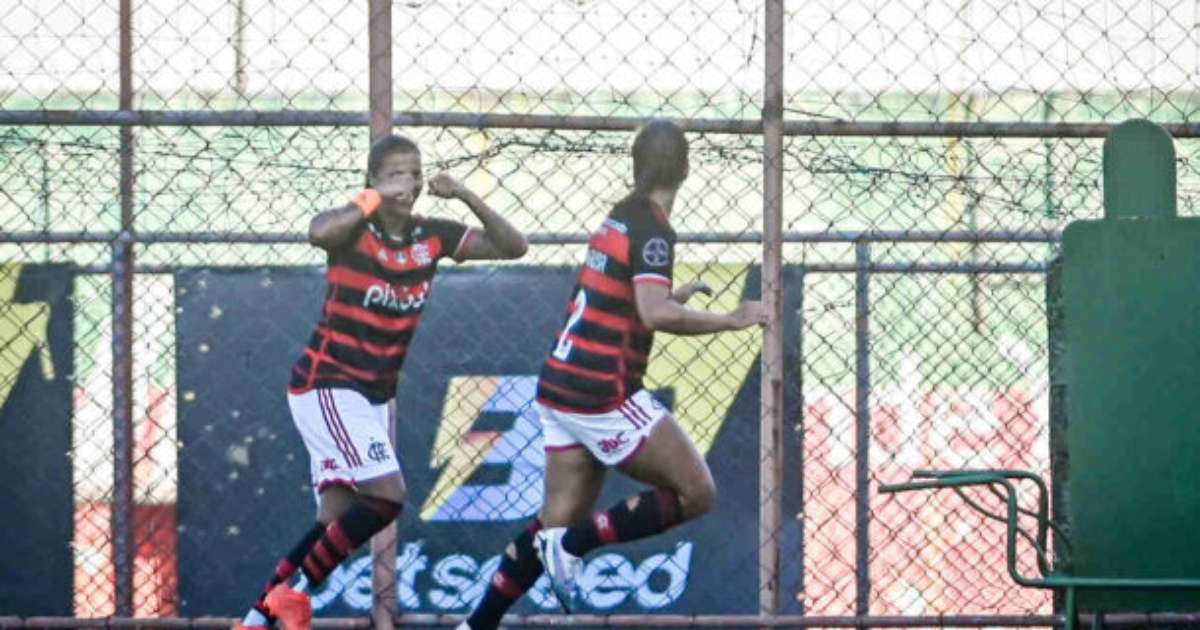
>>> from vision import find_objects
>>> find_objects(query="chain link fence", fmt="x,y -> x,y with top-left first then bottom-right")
2,0 -> 1198,624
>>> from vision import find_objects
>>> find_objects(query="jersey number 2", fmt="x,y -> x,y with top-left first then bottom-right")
552,289 -> 587,361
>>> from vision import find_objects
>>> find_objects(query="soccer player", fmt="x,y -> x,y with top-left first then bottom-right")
457,120 -> 765,630
235,134 -> 528,630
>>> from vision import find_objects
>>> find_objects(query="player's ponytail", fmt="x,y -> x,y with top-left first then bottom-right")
630,119 -> 689,194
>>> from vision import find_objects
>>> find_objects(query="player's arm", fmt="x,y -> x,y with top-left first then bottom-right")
308,184 -> 408,251
635,281 -> 765,334
308,202 -> 367,251
671,279 -> 713,304
428,173 -> 528,260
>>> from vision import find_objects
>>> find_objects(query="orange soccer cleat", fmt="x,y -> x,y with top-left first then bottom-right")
263,584 -> 313,630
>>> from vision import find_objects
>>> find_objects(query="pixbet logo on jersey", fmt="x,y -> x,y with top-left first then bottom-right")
362,280 -> 429,313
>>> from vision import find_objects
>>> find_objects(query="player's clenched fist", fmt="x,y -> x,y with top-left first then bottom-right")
427,172 -> 466,199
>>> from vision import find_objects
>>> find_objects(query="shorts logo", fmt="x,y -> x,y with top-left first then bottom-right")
642,238 -> 670,267
368,439 -> 392,463
598,431 -> 630,455
321,458 -> 339,472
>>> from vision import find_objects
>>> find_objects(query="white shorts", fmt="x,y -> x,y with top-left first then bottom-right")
537,389 -> 670,466
287,387 -> 400,500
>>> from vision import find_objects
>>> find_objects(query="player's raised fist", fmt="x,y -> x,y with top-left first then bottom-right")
427,172 -> 465,199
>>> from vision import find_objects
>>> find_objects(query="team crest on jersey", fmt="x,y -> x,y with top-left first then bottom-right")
642,238 -> 670,267
411,243 -> 433,266
376,250 -> 389,262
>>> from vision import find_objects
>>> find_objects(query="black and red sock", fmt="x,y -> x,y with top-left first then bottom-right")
561,488 -> 683,557
250,522 -> 325,618
465,519 -> 543,630
300,495 -> 404,587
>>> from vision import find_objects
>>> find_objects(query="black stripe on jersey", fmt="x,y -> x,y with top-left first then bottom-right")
539,367 -> 618,399
536,382 -> 615,410
559,346 -> 619,373
325,311 -> 418,344
572,319 -> 624,347
584,288 -> 634,317
312,364 -> 396,394
334,254 -> 439,284
325,340 -> 406,373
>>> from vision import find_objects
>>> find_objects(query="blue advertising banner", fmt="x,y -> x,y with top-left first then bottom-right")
0,264 -> 75,615
175,264 -> 802,616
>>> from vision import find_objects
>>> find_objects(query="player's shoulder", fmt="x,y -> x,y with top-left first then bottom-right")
611,194 -> 674,236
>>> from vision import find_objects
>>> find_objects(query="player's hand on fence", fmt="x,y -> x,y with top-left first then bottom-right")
673,279 -> 714,304
427,173 -> 465,199
728,300 -> 767,330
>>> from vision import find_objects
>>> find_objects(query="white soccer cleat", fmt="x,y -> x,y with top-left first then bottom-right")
535,527 -> 583,613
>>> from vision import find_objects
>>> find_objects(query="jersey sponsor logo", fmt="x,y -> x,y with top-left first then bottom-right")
321,458 -> 340,472
363,280 -> 430,313
642,238 -> 670,267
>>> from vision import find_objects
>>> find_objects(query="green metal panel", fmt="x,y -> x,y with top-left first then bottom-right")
1063,119 -> 1200,611
1102,119 -> 1176,219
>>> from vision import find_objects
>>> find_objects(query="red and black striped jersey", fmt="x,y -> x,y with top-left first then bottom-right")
536,194 -> 676,413
289,216 -> 472,403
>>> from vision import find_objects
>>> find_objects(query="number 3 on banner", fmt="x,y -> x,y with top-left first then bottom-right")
552,289 -> 587,361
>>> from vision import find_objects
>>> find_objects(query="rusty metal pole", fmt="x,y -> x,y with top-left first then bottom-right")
113,0 -> 136,616
367,1 -> 398,628
760,0 -> 785,620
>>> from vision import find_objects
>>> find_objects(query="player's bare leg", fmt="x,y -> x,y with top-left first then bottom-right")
616,415 -> 716,520
255,474 -> 407,630
538,416 -> 714,611
540,446 -> 607,527
236,482 -> 356,630
458,449 -> 605,628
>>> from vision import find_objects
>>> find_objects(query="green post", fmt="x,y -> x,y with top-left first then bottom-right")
1064,119 -> 1200,611
1102,119 -> 1176,219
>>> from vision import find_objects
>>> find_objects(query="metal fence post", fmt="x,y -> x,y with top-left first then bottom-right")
854,241 -> 872,618
760,0 -> 785,619
368,1 -> 398,627
112,0 -> 136,616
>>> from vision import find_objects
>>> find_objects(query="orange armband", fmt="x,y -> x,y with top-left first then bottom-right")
351,189 -> 383,218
